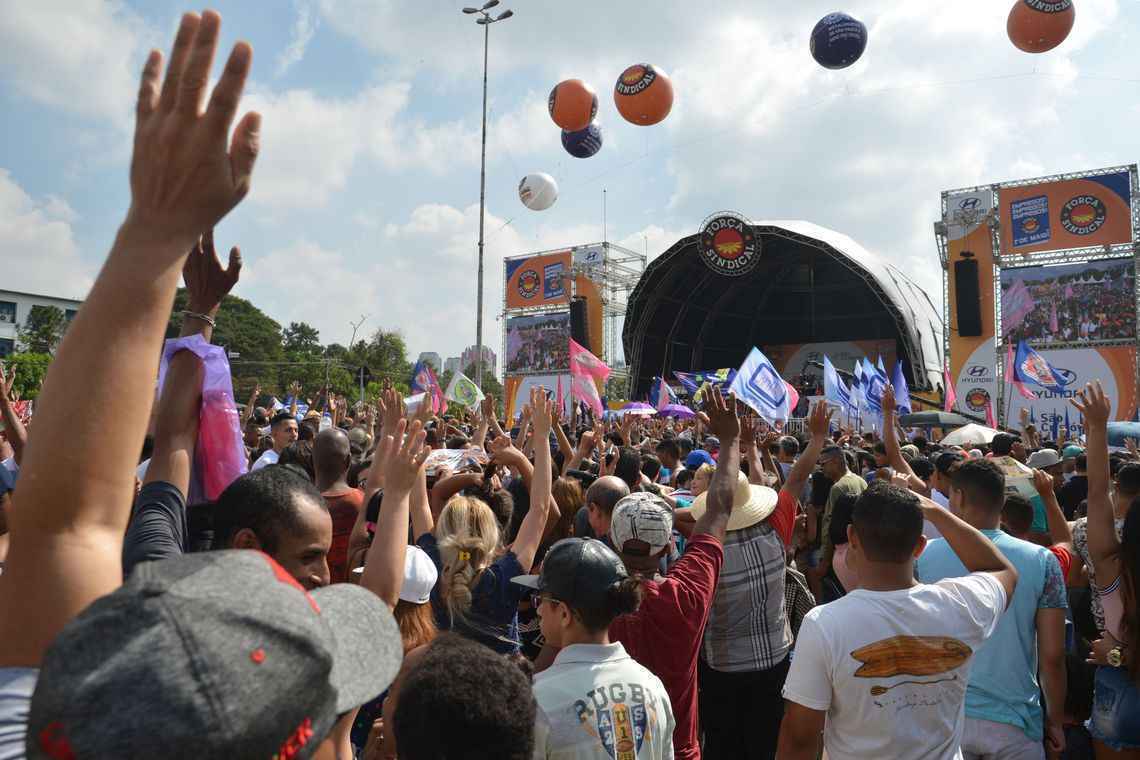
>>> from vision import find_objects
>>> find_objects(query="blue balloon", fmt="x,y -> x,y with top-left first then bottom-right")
561,122 -> 603,159
810,12 -> 867,70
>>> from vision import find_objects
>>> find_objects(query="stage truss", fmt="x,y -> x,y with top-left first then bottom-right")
936,164 -> 1140,426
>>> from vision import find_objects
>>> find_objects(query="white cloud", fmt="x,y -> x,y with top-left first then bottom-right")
0,170 -> 93,298
276,0 -> 319,76
0,0 -> 154,129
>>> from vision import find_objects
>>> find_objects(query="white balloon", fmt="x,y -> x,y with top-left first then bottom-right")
518,173 -> 559,211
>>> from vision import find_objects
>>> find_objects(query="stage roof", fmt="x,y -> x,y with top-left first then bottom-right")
622,220 -> 944,395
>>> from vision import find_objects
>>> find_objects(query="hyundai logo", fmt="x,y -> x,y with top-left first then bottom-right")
1056,367 -> 1078,386
967,365 -> 988,377
959,197 -> 981,211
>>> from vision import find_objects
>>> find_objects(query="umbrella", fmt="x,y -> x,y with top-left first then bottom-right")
657,403 -> 695,419
899,411 -> 972,428
622,402 -> 656,416
939,423 -> 999,447
1107,421 -> 1140,447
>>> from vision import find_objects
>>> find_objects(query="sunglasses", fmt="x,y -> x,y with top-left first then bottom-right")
531,592 -> 564,610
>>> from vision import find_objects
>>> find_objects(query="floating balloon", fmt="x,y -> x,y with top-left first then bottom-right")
1007,0 -> 1075,53
548,79 -> 598,132
561,122 -> 603,159
614,64 -> 673,126
518,173 -> 558,211
809,12 -> 868,69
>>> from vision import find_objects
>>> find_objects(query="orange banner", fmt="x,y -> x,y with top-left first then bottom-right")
504,251 -> 571,309
999,170 -> 1133,256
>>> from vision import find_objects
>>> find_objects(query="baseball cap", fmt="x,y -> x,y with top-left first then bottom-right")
684,449 -> 715,469
704,436 -> 720,451
1026,449 -> 1062,469
1063,445 -> 1084,460
400,545 -> 439,604
512,538 -> 628,608
609,492 -> 674,557
29,550 -> 402,759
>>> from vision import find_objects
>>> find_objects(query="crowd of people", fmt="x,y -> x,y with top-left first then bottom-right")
0,11 -> 1138,760
1002,263 -> 1136,345
505,316 -> 572,375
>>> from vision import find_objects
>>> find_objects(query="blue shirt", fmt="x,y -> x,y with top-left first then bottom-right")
916,529 -> 1067,740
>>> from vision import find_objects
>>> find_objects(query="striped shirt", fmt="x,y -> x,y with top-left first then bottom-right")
700,490 -> 797,672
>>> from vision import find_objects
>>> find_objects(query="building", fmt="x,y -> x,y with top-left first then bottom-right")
417,352 -> 442,373
460,344 -> 497,376
443,356 -> 461,375
0,289 -> 84,357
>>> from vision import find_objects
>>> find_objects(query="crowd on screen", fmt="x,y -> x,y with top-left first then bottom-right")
1003,264 -> 1136,345
506,321 -> 572,375
2,11 -> 1140,760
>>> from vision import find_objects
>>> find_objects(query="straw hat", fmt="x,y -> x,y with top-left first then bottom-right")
688,472 -> 779,531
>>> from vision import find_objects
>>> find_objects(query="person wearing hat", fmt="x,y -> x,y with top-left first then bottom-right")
1061,444 -> 1084,481
694,401 -> 834,759
0,14 -> 405,757
515,537 -> 675,759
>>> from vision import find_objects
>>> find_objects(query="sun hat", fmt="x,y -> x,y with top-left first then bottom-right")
609,492 -> 674,557
688,471 -> 779,531
28,550 -> 402,759
511,538 -> 627,608
1026,449 -> 1062,469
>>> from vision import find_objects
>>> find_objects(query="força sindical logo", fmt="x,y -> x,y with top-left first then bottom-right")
699,212 -> 761,277
965,388 -> 991,412
615,64 -> 658,97
1060,195 -> 1106,236
517,269 -> 541,300
1023,0 -> 1072,12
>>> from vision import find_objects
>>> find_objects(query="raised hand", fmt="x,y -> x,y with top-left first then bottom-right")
379,388 -> 404,435
697,388 -> 740,441
183,229 -> 241,316
576,429 -> 597,457
807,401 -> 834,439
382,420 -> 430,495
0,362 -> 15,403
127,11 -> 260,249
740,415 -> 758,449
882,384 -> 896,415
1070,381 -> 1110,428
289,381 -> 302,399
530,387 -> 553,439
1031,468 -> 1054,498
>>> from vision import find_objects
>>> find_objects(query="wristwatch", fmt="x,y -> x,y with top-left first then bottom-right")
1107,645 -> 1125,668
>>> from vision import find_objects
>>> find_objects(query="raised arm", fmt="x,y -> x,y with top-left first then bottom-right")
882,385 -> 925,493
551,406 -> 574,476
0,364 -> 27,465
692,389 -> 740,542
1032,468 -> 1072,550
920,496 -> 1018,606
1070,382 -> 1119,574
511,388 -> 553,573
0,10 -> 260,667
784,402 -> 832,502
241,382 -> 260,427
360,420 -> 429,610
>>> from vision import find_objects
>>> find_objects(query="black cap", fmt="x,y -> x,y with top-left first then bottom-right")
991,432 -> 1020,455
512,538 -> 627,608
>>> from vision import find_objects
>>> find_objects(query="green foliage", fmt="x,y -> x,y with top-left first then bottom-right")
2,353 -> 51,399
283,322 -> 322,357
17,305 -> 67,354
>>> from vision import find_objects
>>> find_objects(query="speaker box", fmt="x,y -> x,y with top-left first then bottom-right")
954,258 -> 982,337
570,298 -> 590,350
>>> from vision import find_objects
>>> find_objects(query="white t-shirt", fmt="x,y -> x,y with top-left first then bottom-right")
923,490 -> 951,540
532,642 -> 674,760
250,449 -> 279,471
783,574 -> 1006,760
0,667 -> 35,760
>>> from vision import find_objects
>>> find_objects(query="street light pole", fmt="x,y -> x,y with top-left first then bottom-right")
463,1 -> 513,390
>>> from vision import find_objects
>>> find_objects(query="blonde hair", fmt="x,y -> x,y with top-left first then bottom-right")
435,495 -> 502,621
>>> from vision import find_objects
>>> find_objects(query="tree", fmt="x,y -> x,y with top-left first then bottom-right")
1,353 -> 51,399
282,322 -> 322,357
17,305 -> 67,354
349,328 -> 411,386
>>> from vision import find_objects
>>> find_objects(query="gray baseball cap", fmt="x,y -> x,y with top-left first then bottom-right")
28,550 -> 402,759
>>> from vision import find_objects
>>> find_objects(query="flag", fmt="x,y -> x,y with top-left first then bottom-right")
1006,343 -> 1037,401
861,358 -> 884,414
985,399 -> 997,428
649,376 -> 677,411
444,371 -> 485,407
405,392 -> 427,414
850,363 -> 866,414
1064,406 -> 1071,437
1051,409 -> 1060,441
673,369 -> 736,398
411,360 -> 447,415
943,367 -> 957,412
784,381 -> 800,418
823,356 -> 855,415
876,355 -> 887,376
728,347 -> 791,425
891,361 -> 912,414
1001,278 -> 1035,334
1029,407 -> 1036,425
570,339 -> 610,417
1013,340 -> 1066,395
1049,302 -> 1059,335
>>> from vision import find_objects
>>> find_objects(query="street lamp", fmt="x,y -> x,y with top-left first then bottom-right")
462,0 -> 513,390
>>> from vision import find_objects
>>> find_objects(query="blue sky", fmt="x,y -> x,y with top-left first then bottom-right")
2,0 -> 1137,369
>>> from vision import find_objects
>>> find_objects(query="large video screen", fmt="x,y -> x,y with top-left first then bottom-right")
1000,258 -> 1135,346
504,312 -> 571,374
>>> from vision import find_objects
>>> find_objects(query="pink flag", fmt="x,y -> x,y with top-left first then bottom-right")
425,365 -> 447,416
784,381 -> 800,420
556,375 -> 565,414
1049,302 -> 1059,334
943,368 -> 957,412
1000,278 -> 1035,336
985,399 -> 997,428
569,339 -> 610,417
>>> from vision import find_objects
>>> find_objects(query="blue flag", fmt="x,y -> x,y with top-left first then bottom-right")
729,348 -> 790,424
649,376 -> 678,411
850,362 -> 865,414
823,356 -> 854,415
891,361 -> 912,415
1013,340 -> 1066,395
1051,409 -> 1060,441
861,358 -> 884,414
1064,406 -> 1071,437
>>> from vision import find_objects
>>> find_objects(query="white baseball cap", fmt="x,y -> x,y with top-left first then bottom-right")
352,545 -> 439,604
609,492 -> 674,557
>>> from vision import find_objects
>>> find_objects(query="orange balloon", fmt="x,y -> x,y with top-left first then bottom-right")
1007,0 -> 1075,54
614,64 -> 674,126
548,79 -> 598,132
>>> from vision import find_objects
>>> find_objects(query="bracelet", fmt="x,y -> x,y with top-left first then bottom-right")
182,311 -> 217,328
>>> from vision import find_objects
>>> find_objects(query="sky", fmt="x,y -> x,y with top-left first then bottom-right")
2,0 -> 1137,371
